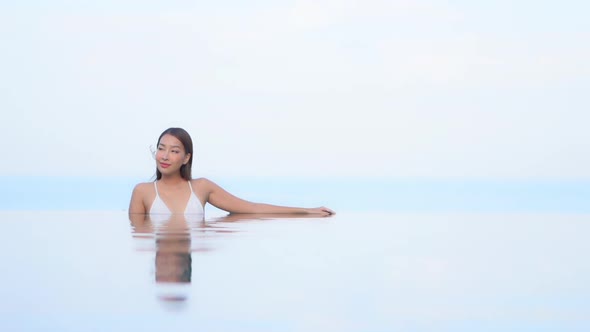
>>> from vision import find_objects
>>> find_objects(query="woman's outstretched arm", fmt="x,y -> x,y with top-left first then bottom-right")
202,178 -> 334,216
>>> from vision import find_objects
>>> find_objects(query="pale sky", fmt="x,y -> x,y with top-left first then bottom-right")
2,1 -> 589,179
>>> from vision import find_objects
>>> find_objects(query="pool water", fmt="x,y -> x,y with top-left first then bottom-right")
1,209 -> 589,332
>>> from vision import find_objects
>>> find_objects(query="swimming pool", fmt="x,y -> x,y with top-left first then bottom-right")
1,207 -> 589,332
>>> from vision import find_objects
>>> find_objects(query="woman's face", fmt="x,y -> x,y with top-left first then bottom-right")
155,134 -> 191,176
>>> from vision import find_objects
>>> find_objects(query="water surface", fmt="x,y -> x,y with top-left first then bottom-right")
1,210 -> 589,331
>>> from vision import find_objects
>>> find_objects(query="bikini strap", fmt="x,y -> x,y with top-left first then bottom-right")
188,180 -> 194,192
153,181 -> 160,197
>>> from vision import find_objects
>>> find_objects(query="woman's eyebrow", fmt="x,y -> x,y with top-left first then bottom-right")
158,143 -> 182,148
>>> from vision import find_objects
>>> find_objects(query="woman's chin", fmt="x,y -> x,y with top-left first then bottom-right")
158,167 -> 177,175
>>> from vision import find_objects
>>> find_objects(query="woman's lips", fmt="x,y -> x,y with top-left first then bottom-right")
160,163 -> 171,168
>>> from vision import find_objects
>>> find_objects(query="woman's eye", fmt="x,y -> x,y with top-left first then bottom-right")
158,147 -> 164,151
172,150 -> 180,154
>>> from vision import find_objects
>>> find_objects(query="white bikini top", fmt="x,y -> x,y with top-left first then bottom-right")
150,181 -> 204,216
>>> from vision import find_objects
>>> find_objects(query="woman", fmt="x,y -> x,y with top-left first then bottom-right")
128,127 -> 335,216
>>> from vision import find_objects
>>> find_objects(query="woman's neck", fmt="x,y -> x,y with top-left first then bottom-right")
158,174 -> 186,185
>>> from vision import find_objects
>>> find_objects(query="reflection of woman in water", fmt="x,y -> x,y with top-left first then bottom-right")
129,212 -> 327,306
128,127 -> 334,216
128,214 -> 196,305
155,233 -> 192,283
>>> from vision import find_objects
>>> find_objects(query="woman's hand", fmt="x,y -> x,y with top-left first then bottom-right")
306,206 -> 335,216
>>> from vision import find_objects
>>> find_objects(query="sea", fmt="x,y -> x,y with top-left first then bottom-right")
0,176 -> 589,332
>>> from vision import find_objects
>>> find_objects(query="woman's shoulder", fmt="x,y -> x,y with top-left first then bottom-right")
132,181 -> 154,194
191,177 -> 222,192
191,177 -> 214,186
